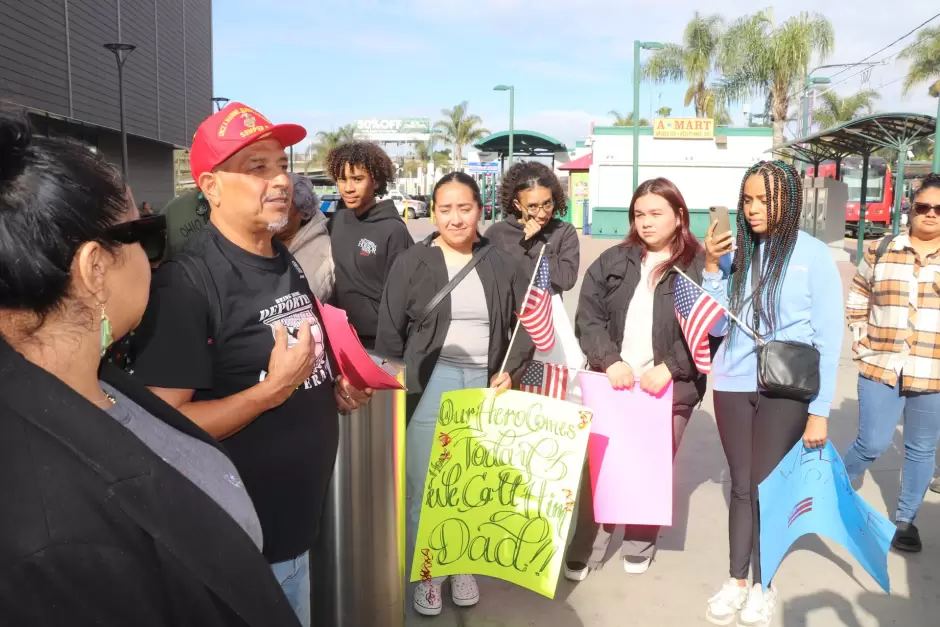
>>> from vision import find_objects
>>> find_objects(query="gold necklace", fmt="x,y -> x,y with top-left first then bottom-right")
92,392 -> 117,408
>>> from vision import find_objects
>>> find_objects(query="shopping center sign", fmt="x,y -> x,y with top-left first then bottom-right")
653,117 -> 715,139
355,118 -> 431,142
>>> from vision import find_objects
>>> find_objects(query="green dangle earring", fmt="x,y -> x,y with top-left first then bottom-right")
99,302 -> 113,356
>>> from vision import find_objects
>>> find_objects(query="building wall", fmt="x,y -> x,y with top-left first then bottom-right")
0,0 -> 211,206
0,0 -> 212,146
588,127 -> 773,213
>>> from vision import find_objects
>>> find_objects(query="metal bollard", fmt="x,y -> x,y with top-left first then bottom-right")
312,360 -> 407,627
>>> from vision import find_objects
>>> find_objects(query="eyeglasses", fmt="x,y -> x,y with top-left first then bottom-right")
106,214 -> 167,262
523,200 -> 555,217
912,202 -> 940,217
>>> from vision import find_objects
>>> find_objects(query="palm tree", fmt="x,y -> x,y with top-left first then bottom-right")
716,9 -> 835,152
656,106 -> 673,118
811,89 -> 879,130
414,140 -> 432,164
434,102 -> 489,171
303,125 -> 358,172
609,110 -> 650,127
899,26 -> 940,96
643,12 -> 724,117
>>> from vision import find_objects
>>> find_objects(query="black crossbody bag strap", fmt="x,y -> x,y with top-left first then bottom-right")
751,244 -> 761,333
415,245 -> 491,329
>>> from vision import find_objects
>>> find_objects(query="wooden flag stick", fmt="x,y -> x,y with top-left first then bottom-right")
671,266 -> 763,344
498,243 -> 549,376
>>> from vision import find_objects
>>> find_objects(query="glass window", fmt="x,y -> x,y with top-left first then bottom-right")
845,172 -> 885,203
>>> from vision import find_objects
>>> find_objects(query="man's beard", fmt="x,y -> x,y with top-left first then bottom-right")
267,215 -> 290,233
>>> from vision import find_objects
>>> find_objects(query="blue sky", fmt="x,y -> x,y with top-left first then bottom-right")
213,0 -> 939,153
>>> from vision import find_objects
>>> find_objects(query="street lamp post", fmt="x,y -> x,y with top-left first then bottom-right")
633,41 -> 663,191
801,75 -> 831,139
103,42 -> 136,182
494,84 -> 514,225
211,97 -> 230,112
933,90 -> 940,174
494,85 -> 515,170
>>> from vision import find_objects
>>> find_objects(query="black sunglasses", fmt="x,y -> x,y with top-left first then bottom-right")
106,214 -> 167,262
912,202 -> 940,217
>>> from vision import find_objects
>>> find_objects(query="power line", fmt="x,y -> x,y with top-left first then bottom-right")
786,13 -> 940,104
811,29 -> 939,101
824,11 -> 940,82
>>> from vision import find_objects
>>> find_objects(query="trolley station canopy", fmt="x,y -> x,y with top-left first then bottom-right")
474,130 -> 568,157
770,112 -> 937,164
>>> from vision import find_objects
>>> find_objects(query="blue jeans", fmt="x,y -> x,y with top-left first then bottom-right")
844,375 -> 940,523
271,551 -> 310,627
407,362 -> 488,584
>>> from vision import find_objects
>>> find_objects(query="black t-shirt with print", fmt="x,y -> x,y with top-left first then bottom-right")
132,223 -> 338,563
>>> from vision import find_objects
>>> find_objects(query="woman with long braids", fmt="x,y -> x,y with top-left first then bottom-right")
700,160 -> 843,626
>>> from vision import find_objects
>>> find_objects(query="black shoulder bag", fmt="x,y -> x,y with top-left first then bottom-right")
414,245 -> 491,329
749,245 -> 820,402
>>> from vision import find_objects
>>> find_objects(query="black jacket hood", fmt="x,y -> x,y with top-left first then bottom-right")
357,198 -> 400,223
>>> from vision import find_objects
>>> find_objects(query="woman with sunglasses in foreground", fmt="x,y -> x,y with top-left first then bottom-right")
843,173 -> 940,554
487,161 -> 580,297
0,110 -> 300,626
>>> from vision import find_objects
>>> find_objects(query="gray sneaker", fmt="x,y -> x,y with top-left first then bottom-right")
930,477 -> 940,494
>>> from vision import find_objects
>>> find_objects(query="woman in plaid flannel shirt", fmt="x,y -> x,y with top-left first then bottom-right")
843,173 -> 940,553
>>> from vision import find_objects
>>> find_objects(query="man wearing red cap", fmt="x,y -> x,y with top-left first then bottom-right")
132,102 -> 369,626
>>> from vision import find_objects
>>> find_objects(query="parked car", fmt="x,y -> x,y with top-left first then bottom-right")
380,190 -> 428,219
319,193 -> 342,215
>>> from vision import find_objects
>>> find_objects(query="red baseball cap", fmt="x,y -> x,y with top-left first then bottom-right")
189,102 -> 307,185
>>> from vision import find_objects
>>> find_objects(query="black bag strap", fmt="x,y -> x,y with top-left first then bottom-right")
750,243 -> 760,333
416,245 -> 491,328
172,254 -> 224,342
874,234 -> 896,266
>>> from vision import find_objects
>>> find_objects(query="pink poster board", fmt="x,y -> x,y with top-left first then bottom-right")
579,373 -> 674,526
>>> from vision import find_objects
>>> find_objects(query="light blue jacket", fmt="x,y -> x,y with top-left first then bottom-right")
702,231 -> 844,417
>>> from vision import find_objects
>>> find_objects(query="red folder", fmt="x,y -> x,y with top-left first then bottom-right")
315,300 -> 405,391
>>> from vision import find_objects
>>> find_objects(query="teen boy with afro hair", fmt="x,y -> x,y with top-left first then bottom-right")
327,141 -> 413,349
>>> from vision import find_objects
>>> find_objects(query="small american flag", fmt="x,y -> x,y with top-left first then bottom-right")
518,256 -> 555,351
674,272 -> 725,374
520,361 -> 569,400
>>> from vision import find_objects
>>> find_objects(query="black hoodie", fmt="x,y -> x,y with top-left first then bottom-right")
328,199 -> 413,348
486,215 -> 580,295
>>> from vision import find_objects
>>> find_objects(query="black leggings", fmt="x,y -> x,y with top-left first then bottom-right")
714,391 -> 808,584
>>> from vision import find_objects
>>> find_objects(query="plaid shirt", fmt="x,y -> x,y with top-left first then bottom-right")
846,234 -> 940,392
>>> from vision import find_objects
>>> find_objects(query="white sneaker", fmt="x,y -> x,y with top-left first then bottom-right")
622,554 -> 653,574
737,584 -> 777,627
705,579 -> 749,625
450,574 -> 480,607
564,561 -> 589,581
413,581 -> 442,616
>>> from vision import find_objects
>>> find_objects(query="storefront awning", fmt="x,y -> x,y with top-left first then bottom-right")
558,153 -> 593,171
474,130 -> 568,157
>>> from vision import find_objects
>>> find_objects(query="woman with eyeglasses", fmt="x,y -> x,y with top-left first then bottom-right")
487,161 -> 580,296
843,172 -> 940,554
0,110 -> 301,626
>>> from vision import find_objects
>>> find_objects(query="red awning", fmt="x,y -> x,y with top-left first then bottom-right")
558,153 -> 592,171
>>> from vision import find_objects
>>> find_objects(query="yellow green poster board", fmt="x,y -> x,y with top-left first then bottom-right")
570,172 -> 588,230
409,389 -> 592,598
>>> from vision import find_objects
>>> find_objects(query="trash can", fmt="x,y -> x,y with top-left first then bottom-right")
312,360 -> 407,627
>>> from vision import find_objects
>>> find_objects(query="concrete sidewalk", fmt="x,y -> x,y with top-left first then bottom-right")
403,223 -> 940,626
